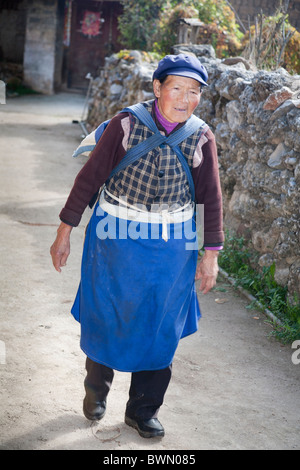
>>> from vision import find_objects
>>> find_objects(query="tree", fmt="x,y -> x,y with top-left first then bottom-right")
154,0 -> 244,57
242,1 -> 300,73
118,0 -> 164,51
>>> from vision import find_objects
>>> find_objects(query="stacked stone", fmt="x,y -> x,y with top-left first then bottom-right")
86,46 -> 300,299
87,50 -> 157,130
197,52 -> 300,298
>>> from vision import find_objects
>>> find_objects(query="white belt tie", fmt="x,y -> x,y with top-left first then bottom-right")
161,210 -> 170,242
98,187 -> 194,242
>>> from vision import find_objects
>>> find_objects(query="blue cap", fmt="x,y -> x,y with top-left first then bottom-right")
153,54 -> 208,86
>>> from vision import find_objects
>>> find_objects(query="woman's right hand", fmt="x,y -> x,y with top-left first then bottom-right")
50,222 -> 73,273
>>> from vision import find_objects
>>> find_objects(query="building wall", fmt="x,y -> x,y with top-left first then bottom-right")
23,0 -> 62,94
0,0 -> 123,94
0,0 -> 27,63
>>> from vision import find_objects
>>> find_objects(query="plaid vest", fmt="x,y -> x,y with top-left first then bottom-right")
105,101 -> 204,211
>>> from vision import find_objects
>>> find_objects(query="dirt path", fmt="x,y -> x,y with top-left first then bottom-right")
0,93 -> 299,451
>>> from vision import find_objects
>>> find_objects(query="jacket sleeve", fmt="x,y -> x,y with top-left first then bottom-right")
59,115 -> 127,227
192,128 -> 224,247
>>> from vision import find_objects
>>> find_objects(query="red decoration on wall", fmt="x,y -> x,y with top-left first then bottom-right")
80,10 -> 102,38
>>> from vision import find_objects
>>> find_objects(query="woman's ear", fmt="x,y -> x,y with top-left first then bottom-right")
153,79 -> 161,98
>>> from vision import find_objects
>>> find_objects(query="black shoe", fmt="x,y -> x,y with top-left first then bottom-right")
125,415 -> 165,438
83,396 -> 106,421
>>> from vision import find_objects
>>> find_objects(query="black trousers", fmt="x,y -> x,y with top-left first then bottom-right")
84,357 -> 172,420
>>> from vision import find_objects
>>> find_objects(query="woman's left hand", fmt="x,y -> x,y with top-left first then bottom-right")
195,250 -> 219,294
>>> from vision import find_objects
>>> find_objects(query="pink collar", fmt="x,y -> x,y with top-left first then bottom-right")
155,100 -> 179,134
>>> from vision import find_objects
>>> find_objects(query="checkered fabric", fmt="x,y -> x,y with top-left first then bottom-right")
105,101 -> 204,211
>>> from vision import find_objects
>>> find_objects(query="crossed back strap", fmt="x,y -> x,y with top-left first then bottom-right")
108,103 -> 206,201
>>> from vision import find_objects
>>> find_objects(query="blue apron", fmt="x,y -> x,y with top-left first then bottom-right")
71,198 -> 201,372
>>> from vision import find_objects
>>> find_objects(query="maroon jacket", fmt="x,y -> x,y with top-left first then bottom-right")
60,112 -> 224,247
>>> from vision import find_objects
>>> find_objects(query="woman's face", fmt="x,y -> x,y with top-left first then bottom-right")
153,75 -> 202,123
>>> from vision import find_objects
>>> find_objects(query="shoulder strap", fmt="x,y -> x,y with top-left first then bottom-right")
120,103 -> 158,134
108,104 -> 206,201
172,145 -> 196,201
165,115 -> 206,202
121,103 -> 206,144
108,132 -> 166,179
108,103 -> 162,179
166,114 -> 206,147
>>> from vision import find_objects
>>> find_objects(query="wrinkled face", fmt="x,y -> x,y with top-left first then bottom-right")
153,75 -> 202,123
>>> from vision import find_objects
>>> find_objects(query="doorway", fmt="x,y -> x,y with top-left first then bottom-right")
64,0 -> 123,90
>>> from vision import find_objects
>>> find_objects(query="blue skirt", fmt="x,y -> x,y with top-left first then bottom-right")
71,199 -> 201,372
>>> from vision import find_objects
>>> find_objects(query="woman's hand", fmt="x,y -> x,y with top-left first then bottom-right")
195,250 -> 219,294
50,222 -> 73,273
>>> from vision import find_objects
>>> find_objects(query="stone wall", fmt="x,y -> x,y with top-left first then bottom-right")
87,51 -> 158,128
86,47 -> 300,299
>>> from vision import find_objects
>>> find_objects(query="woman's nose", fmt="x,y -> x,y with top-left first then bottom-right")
179,91 -> 189,103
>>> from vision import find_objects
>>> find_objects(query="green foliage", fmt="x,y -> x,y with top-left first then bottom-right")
153,0 -> 199,54
118,0 -> 164,51
116,49 -> 163,63
118,0 -> 244,56
219,231 -> 300,344
6,78 -> 38,96
117,0 -> 300,73
197,0 -> 243,39
154,0 -> 244,57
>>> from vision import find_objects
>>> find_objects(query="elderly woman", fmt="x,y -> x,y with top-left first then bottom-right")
50,54 -> 224,438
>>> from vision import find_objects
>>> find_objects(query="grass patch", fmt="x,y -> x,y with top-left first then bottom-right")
218,231 -> 300,344
6,79 -> 39,96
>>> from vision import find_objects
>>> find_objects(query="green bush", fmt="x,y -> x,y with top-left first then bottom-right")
154,0 -> 244,57
118,0 -> 300,73
219,231 -> 300,344
118,0 -> 244,56
118,0 -> 164,51
153,1 -> 198,54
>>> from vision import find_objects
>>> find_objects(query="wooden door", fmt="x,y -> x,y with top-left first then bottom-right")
67,0 -> 123,89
